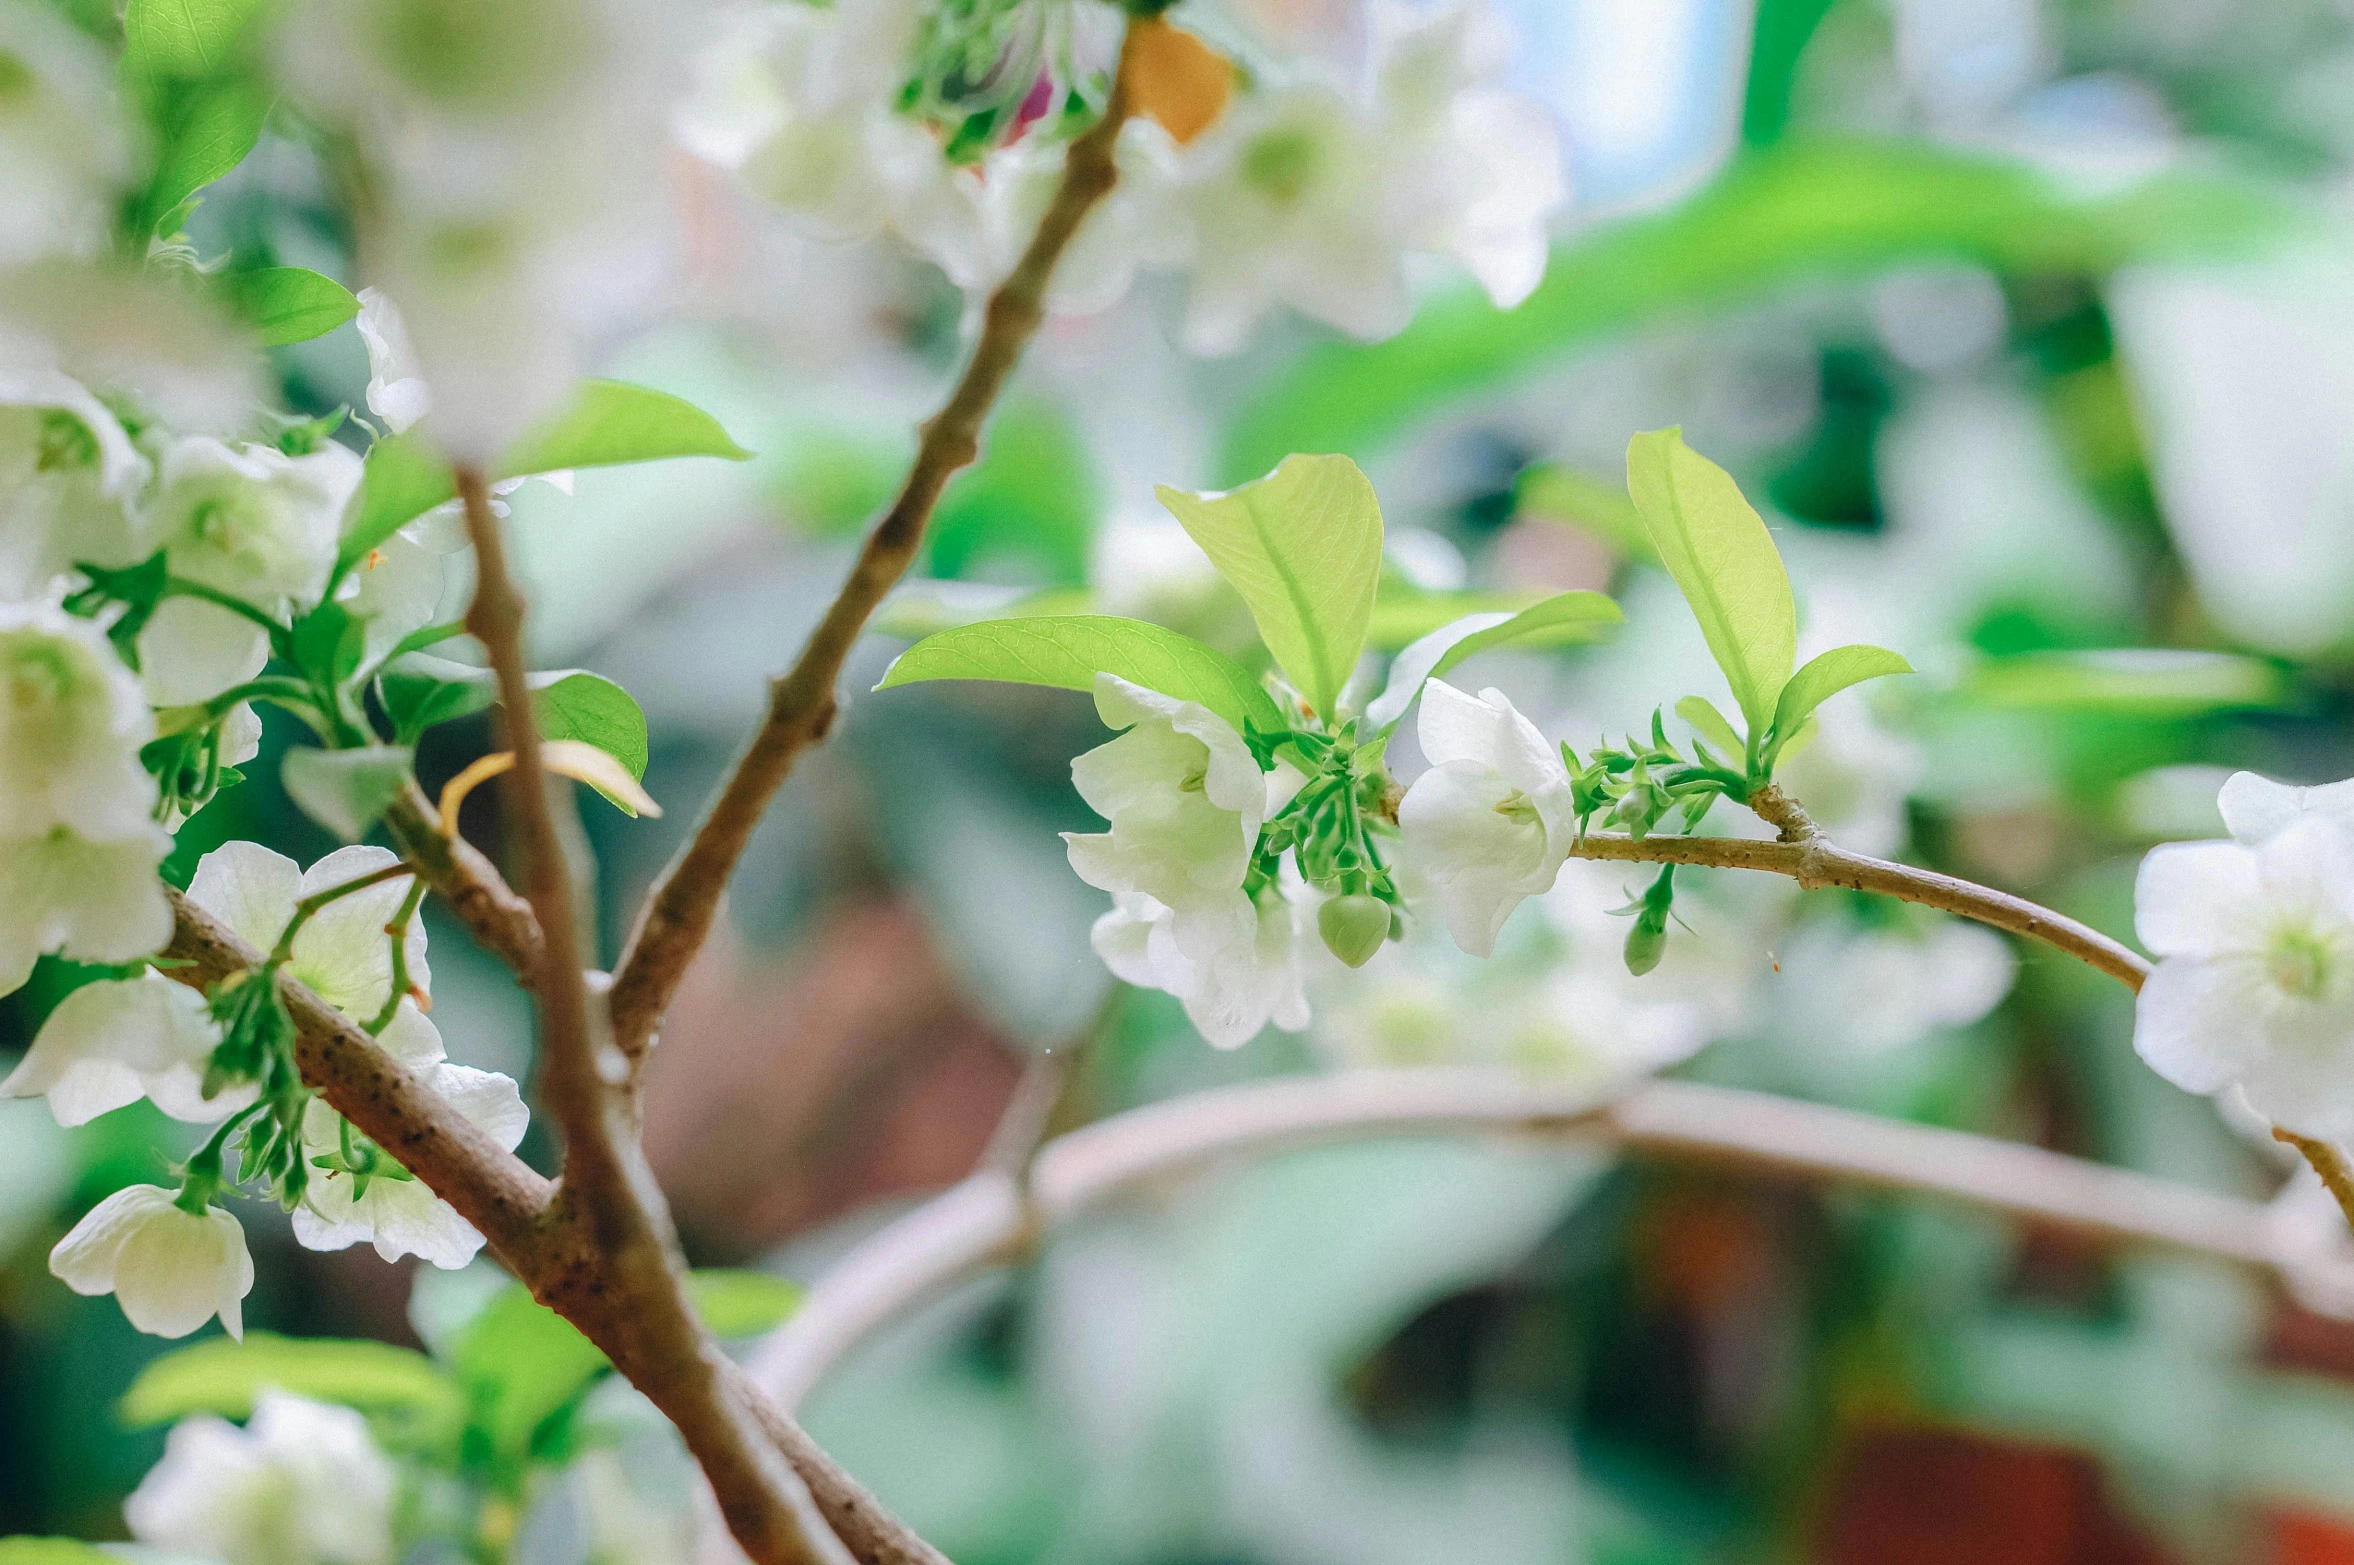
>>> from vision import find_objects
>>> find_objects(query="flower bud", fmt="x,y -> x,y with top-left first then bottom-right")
1319,893 -> 1391,969
1623,911 -> 1668,977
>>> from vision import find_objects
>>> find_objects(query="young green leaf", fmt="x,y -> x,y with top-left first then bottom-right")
123,0 -> 266,81
1365,591 -> 1622,731
1156,454 -> 1384,720
1962,649 -> 2288,716
450,1285 -> 610,1468
282,745 -> 414,841
1625,428 -> 1796,738
119,1331 -> 462,1432
1674,694 -> 1745,759
498,379 -> 753,476
683,1270 -> 804,1338
534,672 -> 649,780
335,382 -> 752,574
136,79 -> 271,237
222,267 -> 360,345
0,1540 -> 118,1563
878,614 -> 1285,734
1766,643 -> 1912,762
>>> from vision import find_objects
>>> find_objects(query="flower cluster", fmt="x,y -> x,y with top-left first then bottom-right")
687,0 -> 1565,352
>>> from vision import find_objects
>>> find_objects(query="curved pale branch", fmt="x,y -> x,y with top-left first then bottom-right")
748,1069 -> 2337,1411
606,25 -> 1147,1065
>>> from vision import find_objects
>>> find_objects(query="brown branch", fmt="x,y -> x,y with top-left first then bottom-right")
455,469 -> 609,1168
164,888 -> 554,1252
605,24 -> 1146,1065
384,781 -> 543,979
1564,827 -> 2152,991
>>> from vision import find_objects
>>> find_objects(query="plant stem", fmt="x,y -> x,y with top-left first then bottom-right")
605,21 -> 1146,1068
266,861 -> 415,968
368,876 -> 430,1035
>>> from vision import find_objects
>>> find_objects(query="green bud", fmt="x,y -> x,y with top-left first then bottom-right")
1319,893 -> 1391,969
1623,913 -> 1668,977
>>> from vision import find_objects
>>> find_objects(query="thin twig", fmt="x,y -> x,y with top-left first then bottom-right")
384,783 -> 544,979
605,23 -> 1146,1067
1564,828 -> 2151,991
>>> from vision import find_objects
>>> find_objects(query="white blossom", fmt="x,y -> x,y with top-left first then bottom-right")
1767,916 -> 2015,1057
0,596 -> 160,839
1172,0 -> 1562,353
2133,815 -> 2354,1141
0,0 -> 136,265
126,1390 -> 396,1565
1064,673 -> 1268,971
1397,680 -> 1575,957
1,971 -> 243,1126
50,1183 -> 253,1339
1094,882 -> 1321,1048
0,365 -> 149,599
291,1000 -> 526,1268
185,842 -> 431,1022
2218,769 -> 2354,847
0,822 -> 174,996
354,286 -> 430,435
137,436 -> 362,706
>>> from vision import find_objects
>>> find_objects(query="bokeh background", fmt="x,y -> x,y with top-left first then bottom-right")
13,0 -> 2354,1559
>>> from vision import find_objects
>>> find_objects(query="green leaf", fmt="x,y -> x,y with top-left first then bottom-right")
120,1331 -> 462,1433
450,1286 -> 610,1469
376,655 -> 648,776
339,434 -> 456,577
136,78 -> 271,237
123,0 -> 266,81
533,672 -> 647,780
281,745 -> 414,841
1625,429 -> 1796,737
1767,643 -> 1912,760
498,379 -> 752,477
1155,454 -> 1384,720
1363,591 -> 1622,731
222,267 -> 359,346
335,382 -> 752,577
877,614 -> 1284,734
684,1270 -> 803,1338
1675,695 -> 1745,759
1365,588 -> 1624,651
1961,650 -> 2289,716
290,601 -> 365,689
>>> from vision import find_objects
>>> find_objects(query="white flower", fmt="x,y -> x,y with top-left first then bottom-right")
126,1390 -> 396,1565
1094,883 -> 1320,1048
0,0 -> 136,265
1172,0 -> 1562,354
1397,680 -> 1575,957
0,822 -> 174,995
2218,770 -> 2354,847
291,1000 -> 526,1268
186,842 -> 431,1022
49,1183 -> 253,1339
2133,816 -> 2354,1141
274,0 -> 703,459
0,597 -> 159,839
354,286 -> 431,435
1064,672 -> 1268,969
0,365 -> 148,598
2,971 -> 244,1126
952,118 -> 1189,313
1768,916 -> 2015,1056
138,436 -> 363,706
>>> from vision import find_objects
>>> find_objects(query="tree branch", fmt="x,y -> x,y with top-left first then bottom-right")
1563,827 -> 2151,991
749,1069 -> 2339,1413
605,24 -> 1145,1065
384,781 -> 543,980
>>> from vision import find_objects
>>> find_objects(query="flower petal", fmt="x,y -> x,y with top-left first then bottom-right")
2134,838 -> 2263,958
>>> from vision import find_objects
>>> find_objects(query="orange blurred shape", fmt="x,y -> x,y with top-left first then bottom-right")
1128,18 -> 1233,145
2277,1512 -> 2354,1565
1821,1427 -> 2175,1565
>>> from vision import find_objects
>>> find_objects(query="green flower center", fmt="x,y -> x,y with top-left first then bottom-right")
4,640 -> 79,715
1492,789 -> 1541,827
1242,126 -> 1324,208
2268,928 -> 2333,1001
35,410 -> 97,474
0,49 -> 34,103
